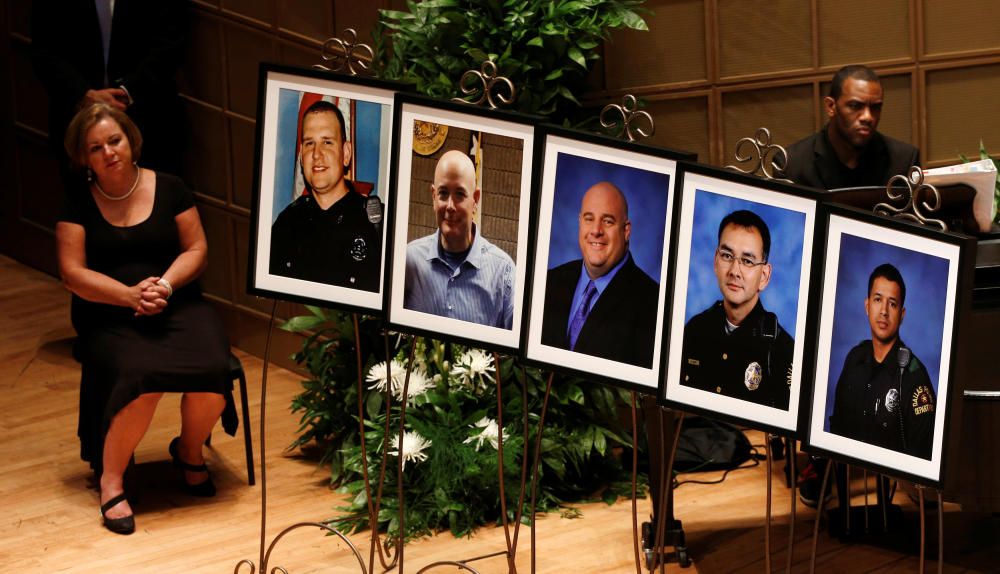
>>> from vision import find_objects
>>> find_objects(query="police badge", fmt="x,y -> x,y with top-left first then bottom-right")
744,362 -> 762,391
350,237 -> 367,261
884,388 -> 899,413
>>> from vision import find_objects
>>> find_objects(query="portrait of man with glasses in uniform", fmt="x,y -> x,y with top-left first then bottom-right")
679,209 -> 794,409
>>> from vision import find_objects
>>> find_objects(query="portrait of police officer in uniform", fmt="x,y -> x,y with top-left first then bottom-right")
269,99 -> 383,291
680,209 -> 794,409
828,263 -> 935,460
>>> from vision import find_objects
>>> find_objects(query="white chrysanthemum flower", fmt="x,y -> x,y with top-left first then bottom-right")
366,359 -> 406,396
450,349 -> 495,391
389,430 -> 431,469
401,367 -> 433,402
463,416 -> 509,451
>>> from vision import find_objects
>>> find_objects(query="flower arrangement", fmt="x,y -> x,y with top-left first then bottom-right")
282,307 -> 644,541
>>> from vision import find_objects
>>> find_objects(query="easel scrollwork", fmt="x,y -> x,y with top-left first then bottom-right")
874,166 -> 948,231
725,127 -> 792,183
314,28 -> 374,77
452,60 -> 516,110
599,94 -> 654,142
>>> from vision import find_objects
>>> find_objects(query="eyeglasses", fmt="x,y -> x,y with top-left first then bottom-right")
716,248 -> 766,269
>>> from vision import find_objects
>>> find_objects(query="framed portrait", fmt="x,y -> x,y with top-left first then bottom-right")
662,163 -> 819,435
803,204 -> 975,486
384,93 -> 537,352
247,63 -> 401,314
522,125 -> 694,393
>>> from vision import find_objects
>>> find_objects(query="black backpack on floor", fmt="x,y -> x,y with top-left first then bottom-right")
673,415 -> 753,472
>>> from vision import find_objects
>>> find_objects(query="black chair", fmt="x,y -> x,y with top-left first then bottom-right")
178,352 -> 256,486
219,352 -> 255,485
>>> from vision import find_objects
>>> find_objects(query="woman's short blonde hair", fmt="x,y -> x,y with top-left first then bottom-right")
63,103 -> 143,170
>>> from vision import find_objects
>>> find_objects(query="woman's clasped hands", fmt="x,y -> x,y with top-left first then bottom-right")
131,276 -> 170,317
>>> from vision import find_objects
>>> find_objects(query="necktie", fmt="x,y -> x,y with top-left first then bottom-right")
95,0 -> 113,85
567,280 -> 597,351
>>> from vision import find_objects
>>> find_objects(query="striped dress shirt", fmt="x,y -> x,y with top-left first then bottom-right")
403,228 -> 515,329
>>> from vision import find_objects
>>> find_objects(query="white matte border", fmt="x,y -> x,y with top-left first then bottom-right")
387,102 -> 534,349
251,71 -> 395,310
524,135 -> 678,389
808,214 -> 959,482
663,171 -> 816,432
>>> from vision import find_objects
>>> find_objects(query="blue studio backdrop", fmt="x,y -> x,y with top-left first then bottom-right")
546,152 -> 671,283
683,189 -> 806,339
822,233 -> 950,430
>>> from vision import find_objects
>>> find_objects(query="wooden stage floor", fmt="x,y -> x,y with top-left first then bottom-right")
1,255 -> 995,573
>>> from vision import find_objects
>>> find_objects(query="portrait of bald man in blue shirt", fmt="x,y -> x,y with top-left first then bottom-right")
540,181 -> 659,368
404,150 -> 515,329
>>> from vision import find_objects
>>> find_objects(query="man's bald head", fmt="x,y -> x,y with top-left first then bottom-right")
431,150 -> 481,252
578,181 -> 631,279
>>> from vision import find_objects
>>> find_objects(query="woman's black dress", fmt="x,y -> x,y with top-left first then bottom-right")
61,172 -> 236,471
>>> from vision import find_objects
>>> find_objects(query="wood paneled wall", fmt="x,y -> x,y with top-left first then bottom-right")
594,0 -> 1000,168
3,0 -> 998,364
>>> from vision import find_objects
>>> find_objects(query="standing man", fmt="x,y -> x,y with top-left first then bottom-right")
540,181 -> 659,368
31,0 -> 187,175
784,65 -> 920,190
829,263 -> 935,459
680,210 -> 793,409
269,100 -> 383,291
404,150 -> 515,328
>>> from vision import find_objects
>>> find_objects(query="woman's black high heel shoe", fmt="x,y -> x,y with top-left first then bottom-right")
100,492 -> 135,535
169,437 -> 216,497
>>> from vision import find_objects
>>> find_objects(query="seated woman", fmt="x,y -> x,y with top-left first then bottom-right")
57,103 -> 237,535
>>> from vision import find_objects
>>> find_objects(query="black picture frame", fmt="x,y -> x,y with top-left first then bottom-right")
661,162 -> 821,437
383,93 -> 539,354
247,63 -> 405,315
520,124 -> 695,394
802,202 -> 975,487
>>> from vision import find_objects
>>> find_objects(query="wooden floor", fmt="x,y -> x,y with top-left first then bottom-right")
1,254 -> 996,573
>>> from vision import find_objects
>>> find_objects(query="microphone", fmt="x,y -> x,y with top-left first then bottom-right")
896,346 -> 911,369
896,346 -> 911,451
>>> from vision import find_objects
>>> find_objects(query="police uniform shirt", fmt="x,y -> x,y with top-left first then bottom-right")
680,300 -> 793,410
829,338 -> 935,460
269,185 -> 382,292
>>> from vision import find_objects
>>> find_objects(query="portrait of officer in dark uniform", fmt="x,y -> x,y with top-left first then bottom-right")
828,263 -> 935,460
680,209 -> 793,409
269,99 -> 383,291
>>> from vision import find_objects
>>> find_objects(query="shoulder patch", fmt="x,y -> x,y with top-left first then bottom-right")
911,384 -> 935,416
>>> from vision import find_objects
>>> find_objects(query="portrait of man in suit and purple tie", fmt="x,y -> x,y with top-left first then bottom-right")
540,178 -> 662,369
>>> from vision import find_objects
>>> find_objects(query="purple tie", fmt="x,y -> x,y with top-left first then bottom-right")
567,280 -> 597,351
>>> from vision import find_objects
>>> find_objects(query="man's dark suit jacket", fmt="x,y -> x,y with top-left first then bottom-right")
31,0 -> 186,173
541,257 -> 659,368
783,127 -> 919,190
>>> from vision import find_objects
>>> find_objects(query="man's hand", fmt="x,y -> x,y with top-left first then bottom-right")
83,88 -> 128,110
